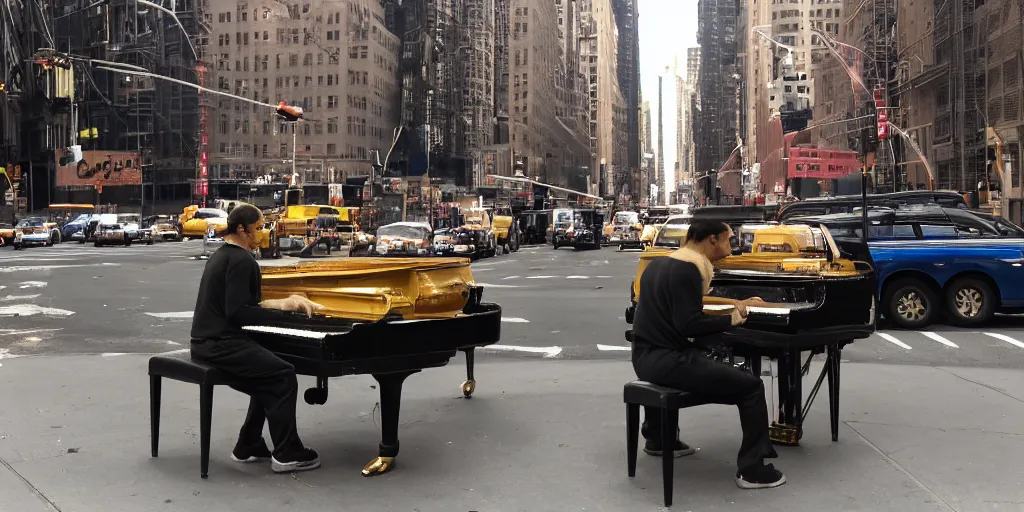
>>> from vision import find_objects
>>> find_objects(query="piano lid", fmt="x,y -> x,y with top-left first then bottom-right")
260,258 -> 477,322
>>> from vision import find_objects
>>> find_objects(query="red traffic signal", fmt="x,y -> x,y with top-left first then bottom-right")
276,101 -> 304,121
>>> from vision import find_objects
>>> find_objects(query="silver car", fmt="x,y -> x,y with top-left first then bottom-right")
94,223 -> 132,247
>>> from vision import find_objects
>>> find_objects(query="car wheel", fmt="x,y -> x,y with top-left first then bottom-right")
50,230 -> 61,245
883,278 -> 939,329
94,242 -> 102,247
945,277 -> 997,326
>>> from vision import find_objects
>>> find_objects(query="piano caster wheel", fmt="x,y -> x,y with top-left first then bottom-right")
461,379 -> 476,398
304,387 -> 328,405
361,456 -> 395,477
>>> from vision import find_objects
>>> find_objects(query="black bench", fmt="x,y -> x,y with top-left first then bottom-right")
624,380 -> 713,507
149,355 -> 236,478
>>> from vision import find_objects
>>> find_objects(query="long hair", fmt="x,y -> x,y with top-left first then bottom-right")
220,203 -> 262,237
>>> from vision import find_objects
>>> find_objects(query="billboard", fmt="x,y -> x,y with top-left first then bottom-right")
55,150 -> 142,187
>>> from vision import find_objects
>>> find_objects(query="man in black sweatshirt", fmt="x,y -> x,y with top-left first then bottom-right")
190,203 -> 325,474
632,219 -> 786,489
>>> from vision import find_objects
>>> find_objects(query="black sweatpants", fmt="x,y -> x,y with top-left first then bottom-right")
632,343 -> 776,471
191,337 -> 303,458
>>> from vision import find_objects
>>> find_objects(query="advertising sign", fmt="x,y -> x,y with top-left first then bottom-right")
55,150 -> 142,187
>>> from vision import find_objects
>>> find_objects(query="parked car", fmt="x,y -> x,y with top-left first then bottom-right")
143,215 -> 182,241
94,222 -> 134,247
10,217 -> 60,249
371,222 -> 435,257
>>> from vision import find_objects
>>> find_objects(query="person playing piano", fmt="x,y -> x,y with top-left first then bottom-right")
190,203 -> 326,474
631,219 -> 786,489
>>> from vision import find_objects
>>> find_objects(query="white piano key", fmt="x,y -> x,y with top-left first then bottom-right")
983,332 -> 1024,349
877,332 -> 912,350
921,331 -> 959,348
703,304 -> 791,315
242,325 -> 344,340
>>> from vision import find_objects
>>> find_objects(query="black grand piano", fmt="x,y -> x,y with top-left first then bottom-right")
625,222 -> 876,445
242,285 -> 501,476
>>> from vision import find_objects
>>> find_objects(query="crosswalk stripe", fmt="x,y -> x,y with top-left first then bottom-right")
921,331 -> 959,348
877,332 -> 912,349
983,332 -> 1024,349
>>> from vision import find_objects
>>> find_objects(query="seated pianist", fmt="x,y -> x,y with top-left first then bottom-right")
631,219 -> 786,489
190,203 -> 327,474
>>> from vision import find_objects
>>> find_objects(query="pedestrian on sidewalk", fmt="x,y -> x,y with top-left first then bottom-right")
189,203 -> 326,474
631,219 -> 786,489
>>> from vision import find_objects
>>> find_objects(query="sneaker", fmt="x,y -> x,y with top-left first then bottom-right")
271,447 -> 321,474
230,440 -> 272,463
735,463 -> 786,489
643,439 -> 697,457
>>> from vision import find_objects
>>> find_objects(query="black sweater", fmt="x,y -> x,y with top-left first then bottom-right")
632,257 -> 733,351
190,244 -> 290,340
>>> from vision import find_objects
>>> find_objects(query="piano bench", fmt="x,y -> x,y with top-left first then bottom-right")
148,355 -> 236,479
624,380 -> 713,507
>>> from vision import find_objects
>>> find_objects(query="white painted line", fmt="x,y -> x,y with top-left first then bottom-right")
0,285 -> 5,290
0,294 -> 41,302
480,344 -> 562,358
596,344 -> 631,351
0,348 -> 21,360
471,261 -> 501,267
596,275 -> 613,278
983,332 -> 1024,349
565,275 -> 589,279
0,328 -> 62,337
877,332 -> 912,349
501,317 -> 530,323
156,348 -> 190,356
922,331 -> 959,348
144,311 -> 194,319
0,262 -> 120,273
525,275 -> 556,279
500,275 -> 520,280
474,283 -> 522,288
101,353 -> 127,357
18,281 -> 47,289
0,304 -> 75,317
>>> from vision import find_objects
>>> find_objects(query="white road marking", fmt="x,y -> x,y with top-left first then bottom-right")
596,344 -> 631,351
0,348 -> 21,360
565,275 -> 589,279
0,285 -> 4,290
983,332 -> 1024,349
19,281 -> 47,288
596,275 -> 613,278
0,328 -> 61,336
471,261 -> 501,267
501,275 -> 520,280
101,353 -> 127,357
501,317 -> 530,323
480,344 -> 562,358
0,262 -> 120,273
474,283 -> 522,288
921,331 -> 959,348
0,294 -> 41,302
144,311 -> 194,319
156,348 -> 190,356
877,332 -> 912,349
525,275 -> 556,279
0,304 -> 75,317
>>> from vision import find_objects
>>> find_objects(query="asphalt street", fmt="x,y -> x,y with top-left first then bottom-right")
3,241 -> 1024,368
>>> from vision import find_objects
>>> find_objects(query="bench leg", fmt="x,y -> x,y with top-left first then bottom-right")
661,407 -> 678,507
626,403 -> 640,477
199,382 -> 214,479
150,375 -> 161,457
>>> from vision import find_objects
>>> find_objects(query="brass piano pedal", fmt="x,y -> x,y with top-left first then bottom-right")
769,422 -> 800,446
361,456 -> 395,477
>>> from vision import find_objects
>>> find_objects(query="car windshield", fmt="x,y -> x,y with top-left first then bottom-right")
17,218 -> 44,228
377,225 -> 430,239
118,214 -> 140,223
196,209 -> 228,219
70,214 -> 91,223
654,223 -> 689,248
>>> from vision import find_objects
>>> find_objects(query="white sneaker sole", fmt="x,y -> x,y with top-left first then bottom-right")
271,457 -> 322,473
230,453 -> 270,463
735,474 -> 787,489
643,446 -> 697,458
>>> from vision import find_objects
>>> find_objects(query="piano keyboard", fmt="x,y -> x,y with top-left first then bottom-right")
704,304 -> 792,315
243,325 -> 349,340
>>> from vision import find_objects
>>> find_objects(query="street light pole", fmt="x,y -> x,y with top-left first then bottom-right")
426,89 -> 434,226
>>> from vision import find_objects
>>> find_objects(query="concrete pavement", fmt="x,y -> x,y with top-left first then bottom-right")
0,353 -> 1021,511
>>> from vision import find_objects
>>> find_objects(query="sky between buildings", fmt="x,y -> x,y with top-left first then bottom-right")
638,0 -> 698,199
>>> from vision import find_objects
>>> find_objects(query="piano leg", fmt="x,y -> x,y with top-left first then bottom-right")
460,348 -> 477,398
827,344 -> 842,442
362,370 -> 419,477
770,352 -> 803,446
